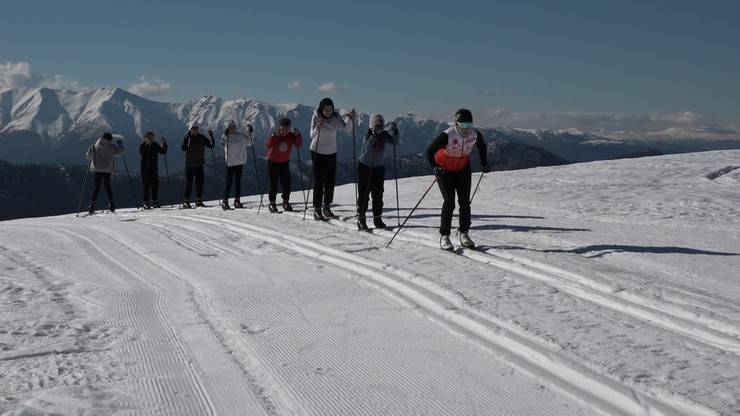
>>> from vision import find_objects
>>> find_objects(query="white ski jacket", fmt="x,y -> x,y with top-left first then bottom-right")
309,112 -> 352,155
220,132 -> 253,167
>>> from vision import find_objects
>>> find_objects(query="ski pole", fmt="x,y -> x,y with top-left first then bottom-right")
303,124 -> 321,220
76,149 -> 93,217
249,132 -> 265,214
386,177 -> 437,248
163,138 -> 173,208
295,142 -> 307,212
121,150 -> 140,209
392,132 -> 401,227
351,109 -> 358,208
470,172 -> 485,204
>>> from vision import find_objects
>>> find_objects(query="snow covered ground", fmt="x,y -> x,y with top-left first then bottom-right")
1,150 -> 739,415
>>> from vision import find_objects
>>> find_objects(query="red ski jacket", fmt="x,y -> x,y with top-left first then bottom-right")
266,131 -> 303,163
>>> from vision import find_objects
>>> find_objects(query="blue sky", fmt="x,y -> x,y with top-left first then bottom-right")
1,0 -> 739,130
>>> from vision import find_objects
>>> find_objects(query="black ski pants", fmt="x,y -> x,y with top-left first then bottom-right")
437,165 -> 472,236
223,164 -> 243,201
357,163 -> 385,219
268,161 -> 291,203
184,166 -> 204,201
90,172 -> 113,204
141,170 -> 159,203
311,151 -> 336,209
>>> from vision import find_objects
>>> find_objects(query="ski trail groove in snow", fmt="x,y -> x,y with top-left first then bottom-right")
307,211 -> 740,357
44,227 -> 220,416
166,213 -> 713,416
72,223 -> 304,416
28,224 -> 275,416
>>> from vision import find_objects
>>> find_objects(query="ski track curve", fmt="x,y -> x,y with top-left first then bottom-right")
160,212 -> 715,416
93,215 -> 598,416
307,209 -> 740,357
225,205 -> 737,415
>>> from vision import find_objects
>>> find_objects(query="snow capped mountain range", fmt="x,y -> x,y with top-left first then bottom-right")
1,87 -> 739,169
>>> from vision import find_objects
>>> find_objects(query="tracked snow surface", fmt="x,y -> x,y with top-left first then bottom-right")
1,150 -> 739,415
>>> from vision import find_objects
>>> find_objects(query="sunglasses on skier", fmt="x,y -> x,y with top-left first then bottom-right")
457,122 -> 474,129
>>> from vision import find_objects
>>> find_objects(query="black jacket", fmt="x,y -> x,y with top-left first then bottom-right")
139,141 -> 168,173
181,133 -> 215,168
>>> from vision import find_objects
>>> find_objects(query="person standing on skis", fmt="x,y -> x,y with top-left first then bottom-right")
266,117 -> 302,212
310,97 -> 355,220
220,120 -> 253,210
85,132 -> 125,214
139,131 -> 168,209
356,114 -> 399,230
426,109 -> 490,250
180,123 -> 214,208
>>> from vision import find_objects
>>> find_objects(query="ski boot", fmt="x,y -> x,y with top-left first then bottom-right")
181,200 -> 193,209
282,200 -> 293,212
87,202 -> 95,215
459,231 -> 476,249
221,200 -> 231,210
143,201 -> 152,210
322,206 -> 336,219
357,216 -> 369,231
152,201 -> 161,209
195,199 -> 206,208
108,201 -> 115,213
314,209 -> 326,221
440,235 -> 454,251
268,202 -> 279,213
373,216 -> 387,230
233,200 -> 244,209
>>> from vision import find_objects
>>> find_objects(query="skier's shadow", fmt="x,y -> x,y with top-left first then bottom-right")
401,213 -> 547,221
470,224 -> 591,233
488,244 -> 740,258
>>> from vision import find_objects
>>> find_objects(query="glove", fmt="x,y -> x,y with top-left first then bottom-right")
161,137 -> 167,144
481,164 -> 490,173
247,124 -> 254,134
292,128 -> 300,136
116,139 -> 123,145
433,166 -> 445,177
391,122 -> 399,136
208,129 -> 214,138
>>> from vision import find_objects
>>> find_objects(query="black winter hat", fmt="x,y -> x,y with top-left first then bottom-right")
278,117 -> 291,127
318,97 -> 335,117
102,132 -> 113,140
454,109 -> 473,124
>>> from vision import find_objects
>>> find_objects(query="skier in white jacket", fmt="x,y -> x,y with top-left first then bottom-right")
220,120 -> 253,209
310,97 -> 355,220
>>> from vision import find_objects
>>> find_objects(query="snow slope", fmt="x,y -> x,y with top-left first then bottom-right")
1,150 -> 739,415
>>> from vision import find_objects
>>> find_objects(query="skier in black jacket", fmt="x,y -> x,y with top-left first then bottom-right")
139,131 -> 168,209
180,123 -> 215,208
426,109 -> 490,251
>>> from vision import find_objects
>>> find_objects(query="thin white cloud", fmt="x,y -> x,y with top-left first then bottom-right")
317,81 -> 348,94
287,80 -> 302,90
469,108 -> 740,140
0,61 -> 84,90
476,109 -> 711,132
129,75 -> 171,97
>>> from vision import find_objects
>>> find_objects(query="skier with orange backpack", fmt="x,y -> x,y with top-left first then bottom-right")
426,109 -> 490,250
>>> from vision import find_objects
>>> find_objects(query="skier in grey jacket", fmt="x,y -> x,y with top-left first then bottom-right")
356,114 -> 399,230
85,132 -> 124,214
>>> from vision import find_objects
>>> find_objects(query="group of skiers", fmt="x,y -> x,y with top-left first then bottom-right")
83,98 -> 489,250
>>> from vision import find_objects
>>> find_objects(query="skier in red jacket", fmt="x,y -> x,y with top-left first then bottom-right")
265,117 -> 303,212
